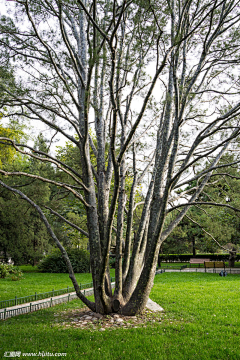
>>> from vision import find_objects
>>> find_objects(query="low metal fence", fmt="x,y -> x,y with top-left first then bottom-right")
1,268 -> 239,321
0,277 -> 115,309
184,268 -> 240,274
163,267 -> 240,274
0,271 -> 165,320
0,287 -> 97,320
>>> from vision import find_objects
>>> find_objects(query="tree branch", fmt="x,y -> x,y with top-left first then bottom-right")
45,206 -> 89,238
0,179 -> 95,311
0,169 -> 90,207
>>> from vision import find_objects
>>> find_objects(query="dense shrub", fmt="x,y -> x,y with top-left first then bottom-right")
38,248 -> 90,273
0,263 -> 9,278
158,253 -> 240,263
0,263 -> 23,280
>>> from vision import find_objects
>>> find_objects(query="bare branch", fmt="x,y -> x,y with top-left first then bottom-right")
0,179 -> 95,311
0,169 -> 90,207
45,206 -> 89,238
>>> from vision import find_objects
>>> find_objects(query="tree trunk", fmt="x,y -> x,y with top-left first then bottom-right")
229,250 -> 236,268
192,238 -> 196,257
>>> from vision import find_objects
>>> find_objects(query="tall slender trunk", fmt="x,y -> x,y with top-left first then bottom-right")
192,238 -> 196,257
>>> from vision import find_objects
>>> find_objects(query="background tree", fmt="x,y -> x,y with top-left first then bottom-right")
1,0 -> 240,315
182,153 -> 240,261
0,126 -> 53,265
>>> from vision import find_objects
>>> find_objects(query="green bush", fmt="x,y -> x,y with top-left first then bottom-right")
0,263 -> 9,278
38,248 -> 90,273
0,263 -> 23,280
10,267 -> 24,281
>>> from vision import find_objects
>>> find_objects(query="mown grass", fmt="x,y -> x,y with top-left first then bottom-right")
18,265 -> 40,273
0,273 -> 97,301
160,261 -> 240,268
1,272 -> 240,360
0,270 -> 115,302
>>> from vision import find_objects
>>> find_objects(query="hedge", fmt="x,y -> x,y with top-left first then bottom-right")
158,253 -> 240,263
38,248 -> 90,273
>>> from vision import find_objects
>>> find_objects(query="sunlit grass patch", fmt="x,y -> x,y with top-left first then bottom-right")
0,272 -> 96,301
1,272 -> 240,360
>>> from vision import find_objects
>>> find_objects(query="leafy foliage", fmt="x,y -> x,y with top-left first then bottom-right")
163,154 -> 240,255
0,131 -> 53,265
0,119 -> 28,169
38,248 -> 90,273
0,263 -> 23,280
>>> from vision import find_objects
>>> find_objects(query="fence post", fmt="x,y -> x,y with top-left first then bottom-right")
0,280 -> 101,317
68,294 -> 70,302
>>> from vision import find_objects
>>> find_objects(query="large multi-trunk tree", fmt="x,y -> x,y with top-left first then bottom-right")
1,0 -> 240,314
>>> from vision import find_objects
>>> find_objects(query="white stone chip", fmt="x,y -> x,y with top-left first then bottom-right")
146,298 -> 164,312
115,318 -> 124,323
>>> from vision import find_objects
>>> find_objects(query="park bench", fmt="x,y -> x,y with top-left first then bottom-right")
189,258 -> 210,267
204,261 -> 225,273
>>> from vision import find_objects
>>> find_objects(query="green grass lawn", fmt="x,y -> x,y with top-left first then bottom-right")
0,272 -> 240,360
0,270 -> 115,302
160,261 -> 240,268
0,273 -> 96,301
18,265 -> 40,273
